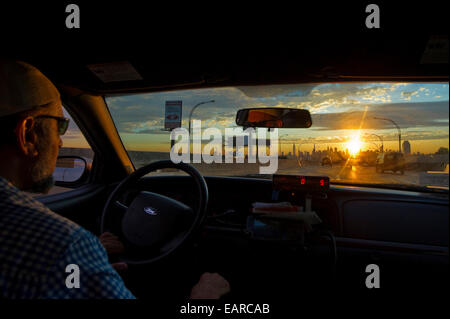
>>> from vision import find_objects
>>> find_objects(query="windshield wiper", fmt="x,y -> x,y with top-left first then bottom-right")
332,181 -> 449,194
240,174 -> 448,194
239,174 -> 272,179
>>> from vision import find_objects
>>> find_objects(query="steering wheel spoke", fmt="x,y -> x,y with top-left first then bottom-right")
114,200 -> 129,212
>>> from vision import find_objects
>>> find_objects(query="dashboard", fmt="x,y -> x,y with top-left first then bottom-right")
116,174 -> 449,292
129,175 -> 448,247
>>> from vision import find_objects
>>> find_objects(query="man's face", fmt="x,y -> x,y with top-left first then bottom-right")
28,101 -> 64,193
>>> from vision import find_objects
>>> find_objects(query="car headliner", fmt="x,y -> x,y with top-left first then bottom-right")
2,3 -> 448,95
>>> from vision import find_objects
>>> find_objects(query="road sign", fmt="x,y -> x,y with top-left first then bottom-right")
165,100 -> 182,130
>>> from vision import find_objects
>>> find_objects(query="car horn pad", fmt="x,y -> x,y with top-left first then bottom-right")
121,191 -> 194,249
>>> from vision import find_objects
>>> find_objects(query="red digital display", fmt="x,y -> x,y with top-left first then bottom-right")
273,174 -> 330,192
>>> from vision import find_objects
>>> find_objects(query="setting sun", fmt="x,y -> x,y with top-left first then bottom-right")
347,135 -> 362,156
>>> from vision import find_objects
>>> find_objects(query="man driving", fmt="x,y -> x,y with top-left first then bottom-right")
0,59 -> 230,299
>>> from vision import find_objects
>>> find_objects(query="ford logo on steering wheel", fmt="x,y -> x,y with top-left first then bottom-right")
144,207 -> 158,215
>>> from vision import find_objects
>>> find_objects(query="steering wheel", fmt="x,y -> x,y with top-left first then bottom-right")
100,160 -> 208,265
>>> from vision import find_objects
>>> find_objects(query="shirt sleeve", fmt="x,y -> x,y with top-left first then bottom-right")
40,228 -> 136,299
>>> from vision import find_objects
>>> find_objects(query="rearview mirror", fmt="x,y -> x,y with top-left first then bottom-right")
235,108 -> 312,128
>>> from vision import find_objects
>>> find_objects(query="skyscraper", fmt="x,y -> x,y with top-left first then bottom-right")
403,141 -> 411,155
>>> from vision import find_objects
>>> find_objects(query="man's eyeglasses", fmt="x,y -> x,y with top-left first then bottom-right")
35,115 -> 70,135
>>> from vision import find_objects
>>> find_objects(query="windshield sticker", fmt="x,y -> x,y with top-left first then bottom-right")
87,61 -> 143,83
420,35 -> 449,64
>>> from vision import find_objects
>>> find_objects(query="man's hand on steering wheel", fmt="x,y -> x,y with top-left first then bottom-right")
100,231 -> 125,255
99,231 -> 129,274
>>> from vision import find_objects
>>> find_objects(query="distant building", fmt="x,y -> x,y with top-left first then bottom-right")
403,141 -> 411,155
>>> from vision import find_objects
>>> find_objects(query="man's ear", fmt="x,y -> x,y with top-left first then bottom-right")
15,116 -> 39,157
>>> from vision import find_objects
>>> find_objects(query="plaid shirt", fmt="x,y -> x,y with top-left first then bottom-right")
0,176 -> 135,299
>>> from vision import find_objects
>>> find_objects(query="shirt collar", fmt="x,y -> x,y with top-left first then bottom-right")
0,175 -> 20,192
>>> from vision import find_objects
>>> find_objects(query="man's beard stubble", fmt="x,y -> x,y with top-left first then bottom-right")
28,174 -> 54,194
24,141 -> 55,194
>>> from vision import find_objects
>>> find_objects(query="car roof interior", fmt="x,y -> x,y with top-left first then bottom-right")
10,34 -> 449,95
2,3 -> 448,94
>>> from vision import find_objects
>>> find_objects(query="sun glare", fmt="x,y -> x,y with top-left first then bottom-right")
347,135 -> 362,156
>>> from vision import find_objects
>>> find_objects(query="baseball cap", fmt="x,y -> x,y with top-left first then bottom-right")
0,59 -> 61,117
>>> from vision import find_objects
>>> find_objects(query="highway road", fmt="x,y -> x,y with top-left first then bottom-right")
37,161 -> 447,197
145,162 -> 432,187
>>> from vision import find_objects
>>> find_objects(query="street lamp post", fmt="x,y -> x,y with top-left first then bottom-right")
373,117 -> 401,153
188,100 -> 215,156
188,100 -> 215,136
365,133 -> 384,153
370,142 -> 380,151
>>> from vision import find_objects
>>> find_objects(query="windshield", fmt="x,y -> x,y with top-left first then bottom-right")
106,83 -> 449,191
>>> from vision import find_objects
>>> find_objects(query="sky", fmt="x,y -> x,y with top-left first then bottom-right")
63,82 -> 449,155
60,107 -> 91,149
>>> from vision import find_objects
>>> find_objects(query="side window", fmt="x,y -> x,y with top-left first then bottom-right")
32,106 -> 94,197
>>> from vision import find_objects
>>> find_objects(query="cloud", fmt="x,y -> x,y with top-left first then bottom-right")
401,90 -> 419,100
278,128 -> 450,145
237,84 -> 317,98
311,101 -> 449,131
401,130 -> 449,141
105,84 -> 448,138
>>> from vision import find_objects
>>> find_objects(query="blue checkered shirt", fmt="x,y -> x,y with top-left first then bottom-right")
0,176 -> 135,299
